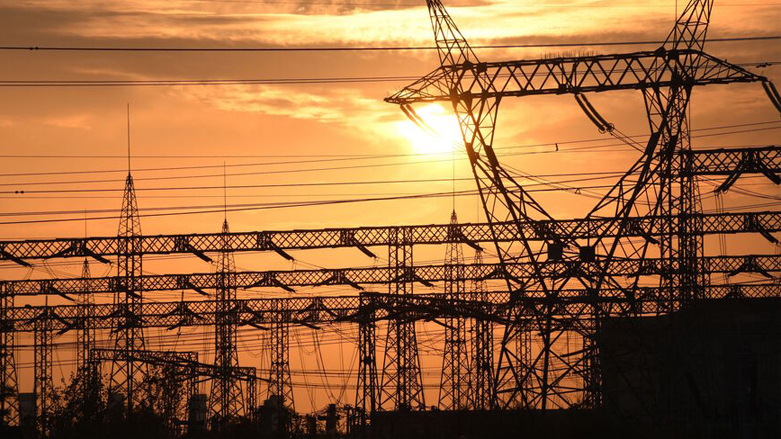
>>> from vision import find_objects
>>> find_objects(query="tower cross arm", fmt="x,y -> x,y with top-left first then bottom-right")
386,50 -> 766,105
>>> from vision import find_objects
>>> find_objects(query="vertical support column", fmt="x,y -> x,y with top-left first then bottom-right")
33,309 -> 53,436
268,301 -> 294,411
246,376 -> 256,422
579,316 -> 601,409
439,211 -> 470,410
209,219 -> 245,429
0,289 -> 19,426
109,173 -> 147,415
356,294 -> 377,427
471,250 -> 494,410
380,228 -> 424,411
76,259 -> 94,370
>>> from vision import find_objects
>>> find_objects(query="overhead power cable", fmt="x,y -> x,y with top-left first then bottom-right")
1,36 -> 779,52
1,59 -> 778,87
1,121 -> 778,190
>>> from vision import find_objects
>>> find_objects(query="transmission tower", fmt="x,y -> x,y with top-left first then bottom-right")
438,211 -> 471,410
355,294 -> 377,426
34,310 -> 52,436
470,249 -> 494,410
29,301 -> 70,436
386,0 -> 774,410
0,285 -> 19,426
208,217 -> 246,429
109,128 -> 148,413
76,259 -> 94,370
380,229 -> 425,410
268,300 -> 294,411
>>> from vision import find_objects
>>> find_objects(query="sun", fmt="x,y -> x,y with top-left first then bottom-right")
395,104 -> 463,154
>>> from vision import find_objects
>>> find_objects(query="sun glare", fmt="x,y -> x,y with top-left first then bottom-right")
395,104 -> 463,154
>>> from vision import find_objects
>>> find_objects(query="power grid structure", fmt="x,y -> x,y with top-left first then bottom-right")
386,0 -> 781,410
0,0 -> 780,437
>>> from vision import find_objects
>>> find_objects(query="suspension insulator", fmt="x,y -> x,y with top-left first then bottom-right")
575,93 -> 614,133
762,81 -> 781,116
401,104 -> 437,135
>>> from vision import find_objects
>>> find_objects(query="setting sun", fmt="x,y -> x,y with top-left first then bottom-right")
395,103 -> 463,154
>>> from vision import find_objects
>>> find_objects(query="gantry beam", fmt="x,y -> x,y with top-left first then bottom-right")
89,349 -> 257,385
5,285 -> 779,332
1,210 -> 780,263
89,348 -> 257,431
3,255 -> 780,297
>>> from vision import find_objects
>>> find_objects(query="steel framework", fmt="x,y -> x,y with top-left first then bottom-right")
379,228 -> 425,410
0,0 -> 779,431
76,259 -> 95,370
470,249 -> 493,410
208,218 -> 247,429
5,254 -> 781,298
109,173 -> 147,414
2,206 -> 781,266
385,0 -> 779,410
438,211 -> 471,410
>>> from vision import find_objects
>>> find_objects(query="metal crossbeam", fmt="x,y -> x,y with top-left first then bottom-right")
2,210 -> 781,263
5,286 -> 779,332
385,50 -> 764,105
4,255 -> 781,297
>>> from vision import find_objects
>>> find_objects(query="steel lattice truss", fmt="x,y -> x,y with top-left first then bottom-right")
109,174 -> 147,415
1,206 -> 781,264
385,0 -> 780,411
209,219 -> 249,429
89,348 -> 257,432
1,0 -> 780,429
3,255 -> 781,297
4,286 -> 778,333
387,50 -> 763,105
438,212 -> 471,410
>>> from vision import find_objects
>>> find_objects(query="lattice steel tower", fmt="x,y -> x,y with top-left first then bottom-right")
208,216 -> 246,428
109,112 -> 148,414
386,0 -> 775,410
470,249 -> 494,410
76,259 -> 95,370
438,211 -> 471,409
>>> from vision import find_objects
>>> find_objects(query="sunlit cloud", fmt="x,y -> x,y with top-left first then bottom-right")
12,0 -> 778,48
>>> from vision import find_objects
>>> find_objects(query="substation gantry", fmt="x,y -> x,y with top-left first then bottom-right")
0,0 -> 780,434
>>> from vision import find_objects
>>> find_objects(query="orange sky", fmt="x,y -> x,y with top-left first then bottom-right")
1,0 -> 780,413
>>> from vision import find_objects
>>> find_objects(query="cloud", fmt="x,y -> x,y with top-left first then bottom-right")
174,84 -> 405,142
42,114 -> 93,130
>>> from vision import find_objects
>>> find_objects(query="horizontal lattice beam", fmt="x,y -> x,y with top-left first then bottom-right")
385,50 -> 764,105
1,211 -> 779,263
5,285 -> 779,332
2,255 -> 780,297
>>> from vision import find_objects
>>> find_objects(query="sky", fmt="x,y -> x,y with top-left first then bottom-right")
1,0 -> 780,414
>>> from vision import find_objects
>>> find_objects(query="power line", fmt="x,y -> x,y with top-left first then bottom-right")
0,123 -> 775,160
0,58 -> 778,88
1,121 -> 778,190
177,0 -> 781,8
0,175 -> 623,218
2,173 -> 777,224
1,36 -> 779,53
